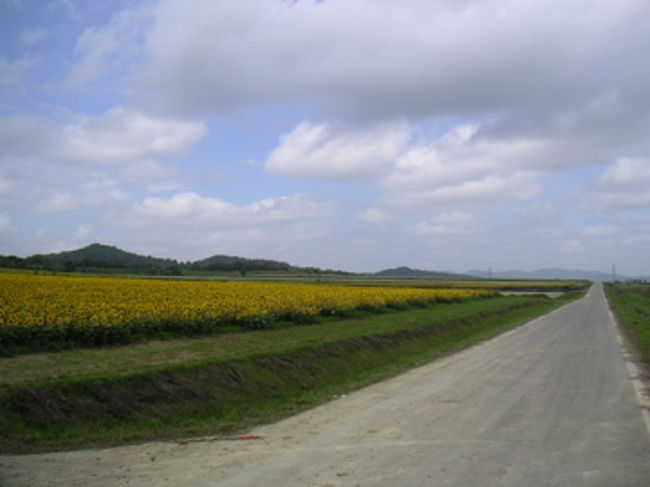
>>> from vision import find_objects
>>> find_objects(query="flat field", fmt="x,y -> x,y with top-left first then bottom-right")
0,272 -> 492,356
0,271 -> 587,452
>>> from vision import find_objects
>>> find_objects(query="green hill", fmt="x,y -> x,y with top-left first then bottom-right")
1,243 -> 314,275
192,254 -> 291,272
1,243 -> 347,275
35,243 -> 179,270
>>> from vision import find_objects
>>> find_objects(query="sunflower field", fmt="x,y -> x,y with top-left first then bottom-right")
0,273 -> 495,354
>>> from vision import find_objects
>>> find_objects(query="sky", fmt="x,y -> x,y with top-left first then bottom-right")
1,0 -> 649,275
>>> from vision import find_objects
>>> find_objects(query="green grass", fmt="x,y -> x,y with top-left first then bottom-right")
604,282 -> 650,363
0,296 -> 522,387
0,291 -> 584,453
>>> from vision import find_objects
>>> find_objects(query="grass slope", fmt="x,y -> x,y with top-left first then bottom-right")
604,282 -> 650,363
0,292 -> 583,453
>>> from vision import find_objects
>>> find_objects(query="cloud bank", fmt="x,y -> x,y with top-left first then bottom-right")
2,0 -> 650,274
0,107 -> 205,164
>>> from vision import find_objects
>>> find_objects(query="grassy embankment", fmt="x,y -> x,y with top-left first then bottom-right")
604,282 -> 650,363
0,289 -> 585,454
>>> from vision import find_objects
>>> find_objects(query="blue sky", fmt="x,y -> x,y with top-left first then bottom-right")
1,0 -> 649,275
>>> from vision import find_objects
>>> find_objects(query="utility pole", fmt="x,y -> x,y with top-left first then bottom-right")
488,267 -> 492,279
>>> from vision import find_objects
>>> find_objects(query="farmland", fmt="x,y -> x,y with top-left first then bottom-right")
0,273 -> 493,356
0,271 -> 588,452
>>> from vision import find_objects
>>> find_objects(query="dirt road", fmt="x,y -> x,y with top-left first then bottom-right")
2,283 -> 649,486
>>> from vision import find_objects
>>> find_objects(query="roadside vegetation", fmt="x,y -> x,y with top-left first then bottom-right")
0,272 -> 587,454
604,282 -> 650,363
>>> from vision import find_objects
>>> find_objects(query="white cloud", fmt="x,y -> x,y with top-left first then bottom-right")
0,107 -> 206,164
123,160 -> 183,192
357,207 -> 392,224
4,0 -> 650,275
386,124 -> 550,189
264,121 -> 410,180
601,158 -> 650,185
104,192 -> 336,261
408,211 -> 482,237
385,125 -> 483,189
587,157 -> 650,210
57,107 -> 205,163
130,0 -> 650,208
135,0 -> 650,121
383,124 -> 543,207
123,192 -> 334,228
108,220 -> 332,264
34,192 -> 77,213
66,6 -> 149,88
132,192 -> 230,220
34,184 -> 128,214
33,175 -> 129,214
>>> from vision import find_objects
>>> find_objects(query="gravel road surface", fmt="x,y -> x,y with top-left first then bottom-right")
1,283 -> 649,486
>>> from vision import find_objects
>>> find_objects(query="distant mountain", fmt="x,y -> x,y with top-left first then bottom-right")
464,268 -> 648,282
374,266 -> 463,278
2,243 -> 333,275
192,254 -> 291,272
4,243 -> 647,281
35,243 -> 179,269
